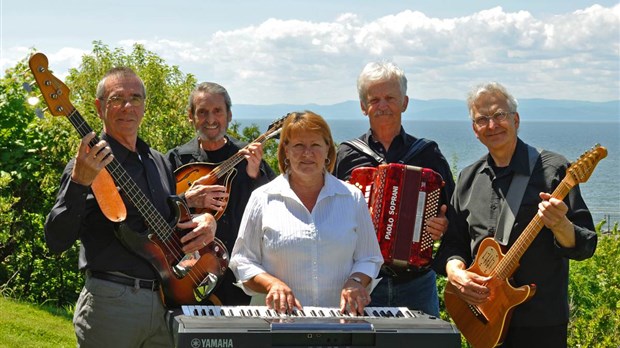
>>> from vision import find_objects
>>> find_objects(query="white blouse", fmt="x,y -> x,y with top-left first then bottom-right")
230,172 -> 383,307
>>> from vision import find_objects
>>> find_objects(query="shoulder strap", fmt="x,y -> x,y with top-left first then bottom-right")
341,138 -> 385,164
168,148 -> 185,169
495,144 -> 541,246
398,138 -> 433,164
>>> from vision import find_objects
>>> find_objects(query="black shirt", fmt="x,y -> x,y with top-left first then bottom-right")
434,138 -> 597,327
44,133 -> 176,279
167,135 -> 276,304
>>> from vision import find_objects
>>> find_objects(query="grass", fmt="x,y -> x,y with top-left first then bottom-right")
0,296 -> 75,348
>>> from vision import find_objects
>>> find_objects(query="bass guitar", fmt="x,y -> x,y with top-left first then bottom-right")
444,144 -> 607,348
174,115 -> 287,219
29,52 -> 228,308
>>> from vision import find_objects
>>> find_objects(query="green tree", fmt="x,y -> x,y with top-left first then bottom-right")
1,42 -> 281,307
64,41 -> 198,153
1,42 -> 201,306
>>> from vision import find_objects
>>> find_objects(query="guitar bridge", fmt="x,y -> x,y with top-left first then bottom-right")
468,304 -> 489,324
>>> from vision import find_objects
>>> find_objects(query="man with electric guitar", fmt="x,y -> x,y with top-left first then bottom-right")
167,82 -> 276,306
44,67 -> 218,347
435,82 -> 599,348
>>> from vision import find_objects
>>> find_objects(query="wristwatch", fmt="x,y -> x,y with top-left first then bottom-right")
348,276 -> 362,284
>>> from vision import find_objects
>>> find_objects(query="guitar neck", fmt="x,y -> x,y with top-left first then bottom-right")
494,179 -> 574,279
209,131 -> 276,179
66,108 -> 171,236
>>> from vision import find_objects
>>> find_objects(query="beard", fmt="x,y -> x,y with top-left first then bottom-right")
196,123 -> 228,143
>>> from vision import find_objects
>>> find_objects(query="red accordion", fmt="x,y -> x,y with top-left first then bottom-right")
350,163 -> 444,270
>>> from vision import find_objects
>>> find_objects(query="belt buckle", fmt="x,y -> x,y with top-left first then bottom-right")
381,265 -> 400,277
133,278 -> 159,291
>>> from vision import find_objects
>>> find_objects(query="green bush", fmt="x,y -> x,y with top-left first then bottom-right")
567,225 -> 620,348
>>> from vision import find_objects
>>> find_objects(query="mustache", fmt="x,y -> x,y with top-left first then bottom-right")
374,110 -> 393,116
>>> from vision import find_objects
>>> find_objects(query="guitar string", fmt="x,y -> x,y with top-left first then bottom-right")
208,129 -> 277,178
49,84 -> 212,293
492,155 -> 594,281
66,107 -> 211,289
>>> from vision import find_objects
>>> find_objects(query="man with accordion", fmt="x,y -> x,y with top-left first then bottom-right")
334,61 -> 455,317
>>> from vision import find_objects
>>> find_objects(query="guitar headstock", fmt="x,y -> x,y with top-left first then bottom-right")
265,113 -> 292,139
28,53 -> 72,117
566,144 -> 607,186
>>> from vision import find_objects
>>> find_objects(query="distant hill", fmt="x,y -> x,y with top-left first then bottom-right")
232,99 -> 620,122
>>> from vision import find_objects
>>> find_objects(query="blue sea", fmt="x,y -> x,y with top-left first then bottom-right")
235,118 -> 620,225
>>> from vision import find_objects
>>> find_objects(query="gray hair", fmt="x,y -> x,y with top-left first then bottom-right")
357,61 -> 407,107
95,67 -> 146,100
188,82 -> 232,115
466,82 -> 519,120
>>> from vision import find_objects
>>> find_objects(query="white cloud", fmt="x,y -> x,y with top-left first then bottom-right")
3,4 -> 618,104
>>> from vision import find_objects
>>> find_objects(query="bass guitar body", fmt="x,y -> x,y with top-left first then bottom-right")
175,162 -> 237,219
444,238 -> 536,348
115,196 -> 229,307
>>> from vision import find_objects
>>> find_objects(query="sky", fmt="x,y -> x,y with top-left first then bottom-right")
1,0 -> 619,105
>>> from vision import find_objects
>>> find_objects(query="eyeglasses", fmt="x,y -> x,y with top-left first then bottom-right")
106,95 -> 145,108
473,111 -> 514,127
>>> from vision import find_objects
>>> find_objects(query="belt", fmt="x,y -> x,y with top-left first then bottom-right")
89,271 -> 160,291
380,266 -> 431,283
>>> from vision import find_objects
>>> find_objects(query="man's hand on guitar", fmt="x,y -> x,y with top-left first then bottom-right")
426,204 -> 448,241
446,259 -> 491,305
185,184 -> 229,211
538,192 -> 575,248
71,132 -> 114,186
178,212 -> 217,253
240,142 -> 264,179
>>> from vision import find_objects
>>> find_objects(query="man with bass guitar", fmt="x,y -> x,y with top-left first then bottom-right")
44,67 -> 218,347
435,82 -> 598,348
167,82 -> 276,305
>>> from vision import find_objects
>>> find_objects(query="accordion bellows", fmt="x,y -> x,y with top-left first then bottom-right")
350,163 -> 444,270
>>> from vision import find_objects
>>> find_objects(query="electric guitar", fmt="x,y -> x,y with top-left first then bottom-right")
444,144 -> 607,348
29,52 -> 229,307
174,114 -> 287,219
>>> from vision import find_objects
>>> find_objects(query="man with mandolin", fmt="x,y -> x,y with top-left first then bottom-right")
44,67 -> 218,347
167,82 -> 276,305
435,82 -> 599,348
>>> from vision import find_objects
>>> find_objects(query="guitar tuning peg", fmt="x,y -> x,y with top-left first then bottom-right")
35,108 -> 44,119
22,82 -> 37,93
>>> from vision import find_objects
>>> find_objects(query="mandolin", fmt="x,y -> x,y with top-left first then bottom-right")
29,52 -> 229,307
174,115 -> 287,219
444,144 -> 606,348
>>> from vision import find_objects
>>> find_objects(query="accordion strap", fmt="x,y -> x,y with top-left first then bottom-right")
398,138 -> 433,164
341,138 -> 385,164
342,137 -> 433,165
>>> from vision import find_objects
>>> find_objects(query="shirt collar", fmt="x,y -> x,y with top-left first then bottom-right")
480,137 -> 530,176
101,132 -> 149,162
364,126 -> 407,146
266,172 -> 351,201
